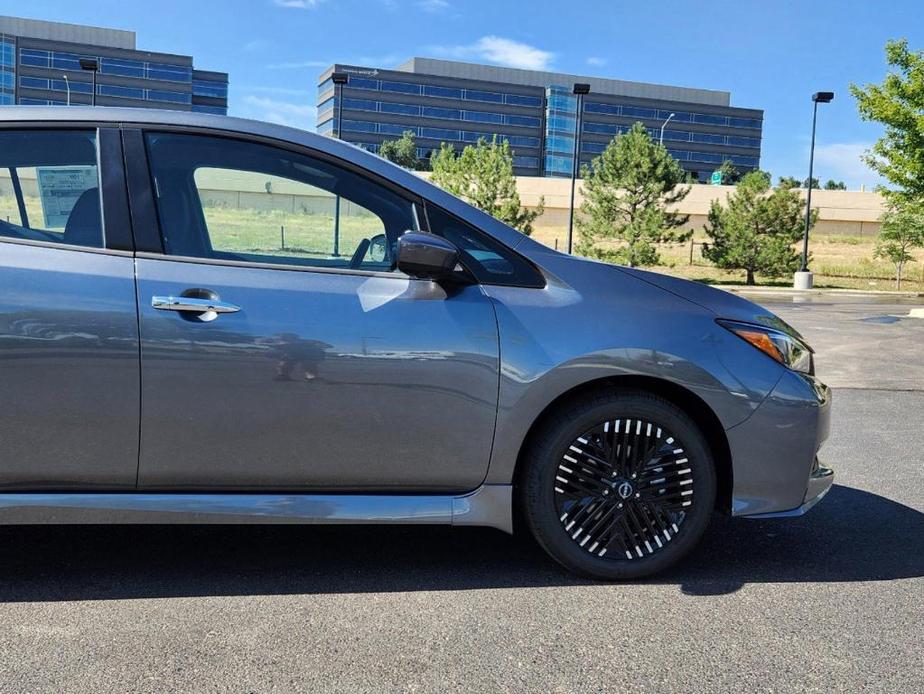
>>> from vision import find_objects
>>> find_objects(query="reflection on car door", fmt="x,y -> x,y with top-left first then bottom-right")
133,131 -> 499,491
0,129 -> 139,489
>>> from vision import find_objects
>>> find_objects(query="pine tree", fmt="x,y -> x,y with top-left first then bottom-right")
703,171 -> 813,285
576,122 -> 691,266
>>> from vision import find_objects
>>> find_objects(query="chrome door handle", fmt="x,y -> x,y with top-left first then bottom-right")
151,296 -> 241,314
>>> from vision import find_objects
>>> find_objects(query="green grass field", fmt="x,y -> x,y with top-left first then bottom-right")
200,205 -> 384,260
1,194 -> 385,261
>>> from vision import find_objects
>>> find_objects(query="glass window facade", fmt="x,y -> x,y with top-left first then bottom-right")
318,69 -> 762,177
424,84 -> 462,99
19,75 -> 190,104
12,43 -> 225,113
340,74 -> 544,108
581,120 -> 760,150
191,104 -> 226,115
543,85 -> 579,178
0,34 -> 14,105
20,48 -> 192,82
192,79 -> 228,99
337,94 -> 540,128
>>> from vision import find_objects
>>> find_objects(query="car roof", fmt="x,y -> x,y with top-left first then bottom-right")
0,106 -> 528,250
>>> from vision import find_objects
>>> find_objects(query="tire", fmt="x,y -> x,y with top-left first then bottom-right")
520,389 -> 716,580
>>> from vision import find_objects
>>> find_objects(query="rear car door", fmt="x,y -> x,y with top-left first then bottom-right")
127,129 -> 499,491
0,127 -> 139,489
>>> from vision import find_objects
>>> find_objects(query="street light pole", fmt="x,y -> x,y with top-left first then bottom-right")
78,58 -> 99,107
330,72 -> 349,258
62,74 -> 71,106
795,91 -> 834,290
659,112 -> 675,146
567,83 -> 590,255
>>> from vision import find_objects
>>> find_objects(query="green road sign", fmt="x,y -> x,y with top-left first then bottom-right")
710,170 -> 723,185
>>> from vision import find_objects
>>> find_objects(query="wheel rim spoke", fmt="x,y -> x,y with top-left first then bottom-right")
554,417 -> 693,561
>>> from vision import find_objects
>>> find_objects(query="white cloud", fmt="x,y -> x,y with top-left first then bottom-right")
267,59 -> 331,70
268,54 -> 402,70
273,0 -> 325,7
813,142 -> 885,191
244,39 -> 269,52
586,56 -> 606,67
417,0 -> 451,12
429,36 -> 554,70
240,95 -> 317,130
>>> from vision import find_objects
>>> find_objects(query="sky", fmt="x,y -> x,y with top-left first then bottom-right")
14,0 -> 924,190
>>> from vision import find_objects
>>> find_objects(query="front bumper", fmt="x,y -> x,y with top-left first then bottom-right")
745,460 -> 834,518
727,370 -> 833,517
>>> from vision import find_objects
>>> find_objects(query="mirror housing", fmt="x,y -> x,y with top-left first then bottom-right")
396,231 -> 460,280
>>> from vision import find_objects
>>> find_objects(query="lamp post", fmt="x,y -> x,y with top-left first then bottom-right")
330,72 -> 349,257
659,112 -> 675,146
331,71 -> 348,138
78,58 -> 98,106
794,91 -> 834,290
62,74 -> 71,106
567,83 -> 590,254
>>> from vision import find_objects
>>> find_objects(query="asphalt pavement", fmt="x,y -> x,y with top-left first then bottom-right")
1,291 -> 922,693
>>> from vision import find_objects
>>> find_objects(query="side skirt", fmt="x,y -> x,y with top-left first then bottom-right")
0,485 -> 513,533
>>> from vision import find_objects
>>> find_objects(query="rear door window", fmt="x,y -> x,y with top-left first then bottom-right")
0,130 -> 103,248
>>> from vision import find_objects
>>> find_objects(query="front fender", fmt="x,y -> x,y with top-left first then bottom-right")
481,264 -> 784,485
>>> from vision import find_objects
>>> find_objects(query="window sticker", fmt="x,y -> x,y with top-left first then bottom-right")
35,166 -> 97,228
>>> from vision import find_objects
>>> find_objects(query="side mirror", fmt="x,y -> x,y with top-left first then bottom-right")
396,231 -> 460,280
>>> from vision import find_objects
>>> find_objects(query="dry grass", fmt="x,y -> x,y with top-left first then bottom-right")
539,226 -> 924,292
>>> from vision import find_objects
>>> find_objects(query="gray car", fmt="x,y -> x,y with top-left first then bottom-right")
0,107 -> 831,579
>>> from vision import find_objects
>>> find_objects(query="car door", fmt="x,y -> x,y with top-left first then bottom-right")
0,127 -> 139,489
129,129 -> 499,491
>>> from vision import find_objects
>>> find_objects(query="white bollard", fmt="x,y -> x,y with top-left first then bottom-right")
793,271 -> 814,290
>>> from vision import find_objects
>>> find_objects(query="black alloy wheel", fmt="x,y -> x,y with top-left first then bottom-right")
521,390 -> 716,580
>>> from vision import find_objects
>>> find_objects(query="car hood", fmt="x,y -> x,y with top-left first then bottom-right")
613,266 -> 804,338
513,236 -> 800,338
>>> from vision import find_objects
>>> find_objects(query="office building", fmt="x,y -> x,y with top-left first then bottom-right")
316,58 -> 762,180
0,15 -> 227,114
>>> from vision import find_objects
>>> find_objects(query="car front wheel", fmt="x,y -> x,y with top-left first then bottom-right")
520,389 -> 717,580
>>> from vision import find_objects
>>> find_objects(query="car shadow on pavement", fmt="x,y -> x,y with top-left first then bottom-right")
0,484 -> 920,602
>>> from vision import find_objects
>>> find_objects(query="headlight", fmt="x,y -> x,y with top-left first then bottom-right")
718,319 -> 814,374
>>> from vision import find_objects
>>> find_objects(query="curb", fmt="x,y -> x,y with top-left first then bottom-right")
710,285 -> 924,299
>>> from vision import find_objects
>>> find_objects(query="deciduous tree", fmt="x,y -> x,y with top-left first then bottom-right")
576,123 -> 691,266
874,201 -> 924,289
851,39 -> 924,203
429,138 -> 542,235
